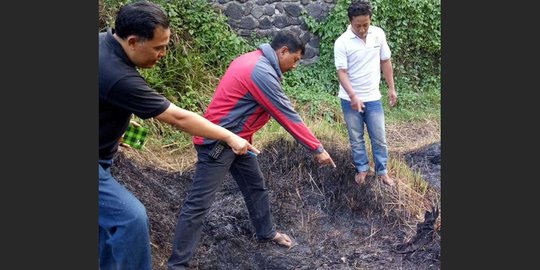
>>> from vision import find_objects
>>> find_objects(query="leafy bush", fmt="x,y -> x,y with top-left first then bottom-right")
156,0 -> 255,76
304,0 -> 440,92
299,0 -> 440,122
99,0 -> 440,125
373,0 -> 441,89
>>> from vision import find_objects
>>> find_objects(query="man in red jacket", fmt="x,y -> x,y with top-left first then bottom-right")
168,30 -> 336,269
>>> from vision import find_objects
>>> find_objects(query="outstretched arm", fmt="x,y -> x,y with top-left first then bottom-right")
250,71 -> 335,168
155,103 -> 260,155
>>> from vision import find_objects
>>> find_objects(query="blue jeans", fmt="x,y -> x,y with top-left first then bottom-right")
99,159 -> 152,270
168,143 -> 276,269
341,98 -> 389,175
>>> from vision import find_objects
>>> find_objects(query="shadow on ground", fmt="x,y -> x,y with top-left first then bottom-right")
112,138 -> 440,270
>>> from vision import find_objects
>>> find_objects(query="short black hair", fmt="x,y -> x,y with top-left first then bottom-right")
270,30 -> 305,56
348,1 -> 372,21
114,0 -> 170,41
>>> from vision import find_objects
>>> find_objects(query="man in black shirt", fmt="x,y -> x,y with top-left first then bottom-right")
99,1 -> 258,269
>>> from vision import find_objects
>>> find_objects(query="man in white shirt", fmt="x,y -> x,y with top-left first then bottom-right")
334,0 -> 397,186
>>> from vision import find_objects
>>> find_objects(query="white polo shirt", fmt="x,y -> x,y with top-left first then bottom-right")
334,24 -> 391,102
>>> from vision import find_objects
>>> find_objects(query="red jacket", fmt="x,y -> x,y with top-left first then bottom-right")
194,44 -> 323,153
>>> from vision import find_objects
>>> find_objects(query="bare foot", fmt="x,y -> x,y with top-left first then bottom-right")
272,232 -> 292,247
355,171 -> 368,185
379,174 -> 395,186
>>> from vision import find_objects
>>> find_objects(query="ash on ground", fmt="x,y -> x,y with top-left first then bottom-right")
111,139 -> 441,269
404,142 -> 441,190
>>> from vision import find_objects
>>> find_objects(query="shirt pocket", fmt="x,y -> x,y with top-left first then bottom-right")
366,35 -> 382,50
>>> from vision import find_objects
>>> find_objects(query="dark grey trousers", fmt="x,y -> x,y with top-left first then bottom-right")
167,143 -> 276,269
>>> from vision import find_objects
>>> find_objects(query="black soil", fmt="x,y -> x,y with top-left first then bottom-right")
111,138 -> 441,269
404,142 -> 441,190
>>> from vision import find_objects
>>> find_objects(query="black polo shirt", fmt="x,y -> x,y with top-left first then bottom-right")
99,29 -> 170,160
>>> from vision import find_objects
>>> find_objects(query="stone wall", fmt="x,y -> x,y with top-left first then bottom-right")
208,0 -> 337,65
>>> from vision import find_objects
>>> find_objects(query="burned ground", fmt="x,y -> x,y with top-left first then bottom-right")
404,142 -> 441,191
112,138 -> 441,270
